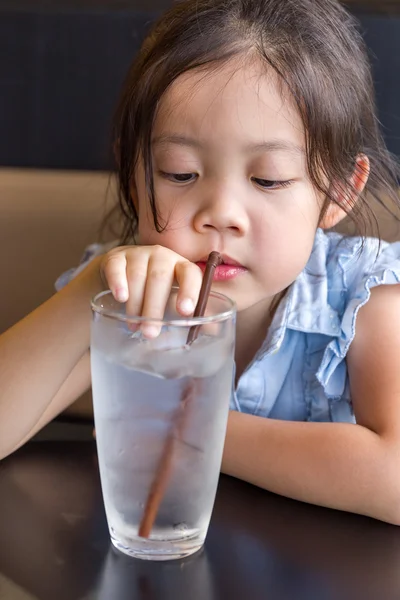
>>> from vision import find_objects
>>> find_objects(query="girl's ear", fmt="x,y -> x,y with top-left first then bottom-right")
319,154 -> 370,230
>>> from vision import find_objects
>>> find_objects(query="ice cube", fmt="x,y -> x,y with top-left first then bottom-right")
103,325 -> 232,379
116,328 -> 188,377
142,334 -> 232,379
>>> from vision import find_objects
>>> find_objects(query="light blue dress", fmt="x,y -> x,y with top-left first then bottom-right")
56,229 -> 400,424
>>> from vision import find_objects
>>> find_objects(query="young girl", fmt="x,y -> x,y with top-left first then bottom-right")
2,0 -> 400,524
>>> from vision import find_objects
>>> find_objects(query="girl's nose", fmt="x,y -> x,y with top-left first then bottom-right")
193,188 -> 249,236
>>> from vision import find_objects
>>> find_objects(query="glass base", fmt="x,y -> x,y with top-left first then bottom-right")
110,530 -> 204,561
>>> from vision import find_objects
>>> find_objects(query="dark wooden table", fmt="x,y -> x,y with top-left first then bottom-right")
1,438 -> 400,600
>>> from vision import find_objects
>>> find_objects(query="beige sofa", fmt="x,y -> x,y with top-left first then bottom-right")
0,168 -> 119,419
1,168 -> 399,419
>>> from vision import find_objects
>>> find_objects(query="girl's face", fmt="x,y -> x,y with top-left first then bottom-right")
134,58 -> 324,313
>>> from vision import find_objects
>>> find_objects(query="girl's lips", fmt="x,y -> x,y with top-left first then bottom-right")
196,261 -> 247,281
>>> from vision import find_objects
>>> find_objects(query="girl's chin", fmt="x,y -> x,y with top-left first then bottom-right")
232,293 -> 279,315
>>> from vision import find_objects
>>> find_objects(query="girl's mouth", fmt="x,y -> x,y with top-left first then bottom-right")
196,256 -> 247,281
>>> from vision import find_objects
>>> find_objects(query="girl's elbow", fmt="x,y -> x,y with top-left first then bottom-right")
377,504 -> 400,527
380,492 -> 400,526
366,439 -> 400,525
371,468 -> 400,526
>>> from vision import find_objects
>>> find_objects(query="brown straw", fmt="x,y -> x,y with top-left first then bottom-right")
186,251 -> 223,345
138,251 -> 222,538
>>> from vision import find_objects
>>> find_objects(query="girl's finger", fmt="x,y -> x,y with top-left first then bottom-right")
175,261 -> 203,316
101,252 -> 129,302
125,251 -> 150,318
140,255 -> 175,338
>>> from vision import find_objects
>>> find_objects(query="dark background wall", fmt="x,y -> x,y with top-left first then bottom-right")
0,1 -> 399,171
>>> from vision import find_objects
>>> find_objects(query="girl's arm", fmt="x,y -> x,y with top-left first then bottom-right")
222,284 -> 400,525
0,256 -> 104,460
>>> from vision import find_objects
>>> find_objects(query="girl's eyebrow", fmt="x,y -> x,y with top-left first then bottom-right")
152,134 -> 304,155
247,140 -> 304,155
152,135 -> 201,149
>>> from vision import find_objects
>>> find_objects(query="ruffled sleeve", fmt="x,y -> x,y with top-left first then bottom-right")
55,240 -> 119,291
316,237 -> 400,397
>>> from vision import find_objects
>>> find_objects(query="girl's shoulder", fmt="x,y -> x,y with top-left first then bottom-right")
290,228 -> 400,396
285,229 -> 400,334
239,229 -> 400,421
55,241 -> 120,291
321,228 -> 400,284
309,228 -> 400,304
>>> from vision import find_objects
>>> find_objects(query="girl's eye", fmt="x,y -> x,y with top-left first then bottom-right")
160,172 -> 197,183
252,178 -> 293,190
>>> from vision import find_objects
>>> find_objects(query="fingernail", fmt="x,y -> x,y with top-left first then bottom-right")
180,298 -> 194,314
115,287 -> 128,302
141,324 -> 160,339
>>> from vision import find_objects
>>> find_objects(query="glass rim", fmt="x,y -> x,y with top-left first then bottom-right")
91,288 -> 236,327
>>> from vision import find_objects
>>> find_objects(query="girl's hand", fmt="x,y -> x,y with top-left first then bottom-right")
100,245 -> 203,337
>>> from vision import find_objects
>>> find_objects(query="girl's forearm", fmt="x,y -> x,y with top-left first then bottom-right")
0,256 -> 104,459
222,411 -> 400,524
